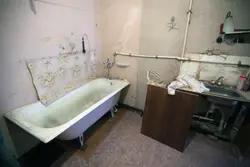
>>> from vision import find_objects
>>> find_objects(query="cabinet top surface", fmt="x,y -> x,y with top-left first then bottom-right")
147,83 -> 250,103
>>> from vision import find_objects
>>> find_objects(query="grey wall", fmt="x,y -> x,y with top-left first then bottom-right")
139,0 -> 189,56
137,0 -> 250,110
187,0 -> 250,56
137,0 -> 189,109
100,0 -> 250,111
95,0 -> 142,107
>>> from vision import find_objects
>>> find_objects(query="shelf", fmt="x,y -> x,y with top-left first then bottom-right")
225,31 -> 250,35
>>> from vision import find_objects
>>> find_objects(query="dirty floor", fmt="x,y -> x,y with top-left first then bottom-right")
51,109 -> 250,167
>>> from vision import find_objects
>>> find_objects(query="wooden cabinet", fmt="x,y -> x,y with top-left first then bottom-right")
141,84 -> 198,152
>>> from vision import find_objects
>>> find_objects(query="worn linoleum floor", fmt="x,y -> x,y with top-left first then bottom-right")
57,110 -> 250,167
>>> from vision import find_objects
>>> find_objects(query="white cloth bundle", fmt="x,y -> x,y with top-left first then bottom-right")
168,76 -> 210,95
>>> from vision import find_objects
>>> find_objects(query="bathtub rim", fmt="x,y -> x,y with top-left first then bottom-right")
4,78 -> 129,143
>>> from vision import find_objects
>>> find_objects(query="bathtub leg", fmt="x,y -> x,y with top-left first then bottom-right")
114,104 -> 118,113
78,134 -> 88,150
110,106 -> 117,118
110,109 -> 115,118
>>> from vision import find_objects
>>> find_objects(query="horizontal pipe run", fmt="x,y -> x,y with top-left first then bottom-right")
114,52 -> 249,67
115,52 -> 184,60
193,115 -> 214,122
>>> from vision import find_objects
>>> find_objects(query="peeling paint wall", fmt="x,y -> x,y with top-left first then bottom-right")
137,0 -> 189,110
182,0 -> 250,86
97,0 -> 250,111
187,0 -> 250,56
95,0 -> 188,110
0,0 -> 99,156
180,54 -> 250,86
95,0 -> 143,107
140,0 -> 189,56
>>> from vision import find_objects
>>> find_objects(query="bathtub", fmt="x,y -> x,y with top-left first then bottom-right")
4,78 -> 129,143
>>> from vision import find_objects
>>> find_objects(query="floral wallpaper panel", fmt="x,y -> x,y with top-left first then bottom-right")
26,52 -> 96,106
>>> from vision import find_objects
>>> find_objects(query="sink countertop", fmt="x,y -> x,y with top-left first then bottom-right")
238,91 -> 250,102
147,82 -> 250,103
178,87 -> 250,103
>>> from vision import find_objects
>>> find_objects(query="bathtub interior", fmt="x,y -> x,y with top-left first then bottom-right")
18,78 -> 125,129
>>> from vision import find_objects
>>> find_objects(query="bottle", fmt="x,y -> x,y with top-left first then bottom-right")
237,75 -> 246,91
242,77 -> 250,91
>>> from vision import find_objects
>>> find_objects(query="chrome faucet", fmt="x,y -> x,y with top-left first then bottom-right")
211,76 -> 224,86
103,58 -> 115,79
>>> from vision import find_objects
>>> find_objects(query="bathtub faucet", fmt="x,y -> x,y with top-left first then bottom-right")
104,58 -> 114,69
103,57 -> 116,79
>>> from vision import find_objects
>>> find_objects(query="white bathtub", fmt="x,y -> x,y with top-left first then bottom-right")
4,78 -> 129,143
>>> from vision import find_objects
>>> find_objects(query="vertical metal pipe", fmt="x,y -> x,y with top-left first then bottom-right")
180,0 -> 193,74
181,0 -> 193,59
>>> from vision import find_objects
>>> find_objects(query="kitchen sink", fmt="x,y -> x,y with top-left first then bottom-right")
205,85 -> 241,97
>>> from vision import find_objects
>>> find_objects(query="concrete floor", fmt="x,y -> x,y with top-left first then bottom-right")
72,108 -> 128,160
50,109 -> 128,166
50,109 -> 250,167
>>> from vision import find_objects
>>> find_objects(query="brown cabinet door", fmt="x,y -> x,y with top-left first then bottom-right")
141,85 -> 198,152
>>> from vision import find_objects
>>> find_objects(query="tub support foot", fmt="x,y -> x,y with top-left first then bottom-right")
78,134 -> 88,150
110,106 -> 117,118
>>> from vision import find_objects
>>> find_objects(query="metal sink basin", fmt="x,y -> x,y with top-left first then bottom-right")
205,85 -> 241,97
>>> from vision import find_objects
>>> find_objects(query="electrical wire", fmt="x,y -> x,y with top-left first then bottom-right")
83,34 -> 91,52
83,34 -> 103,76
